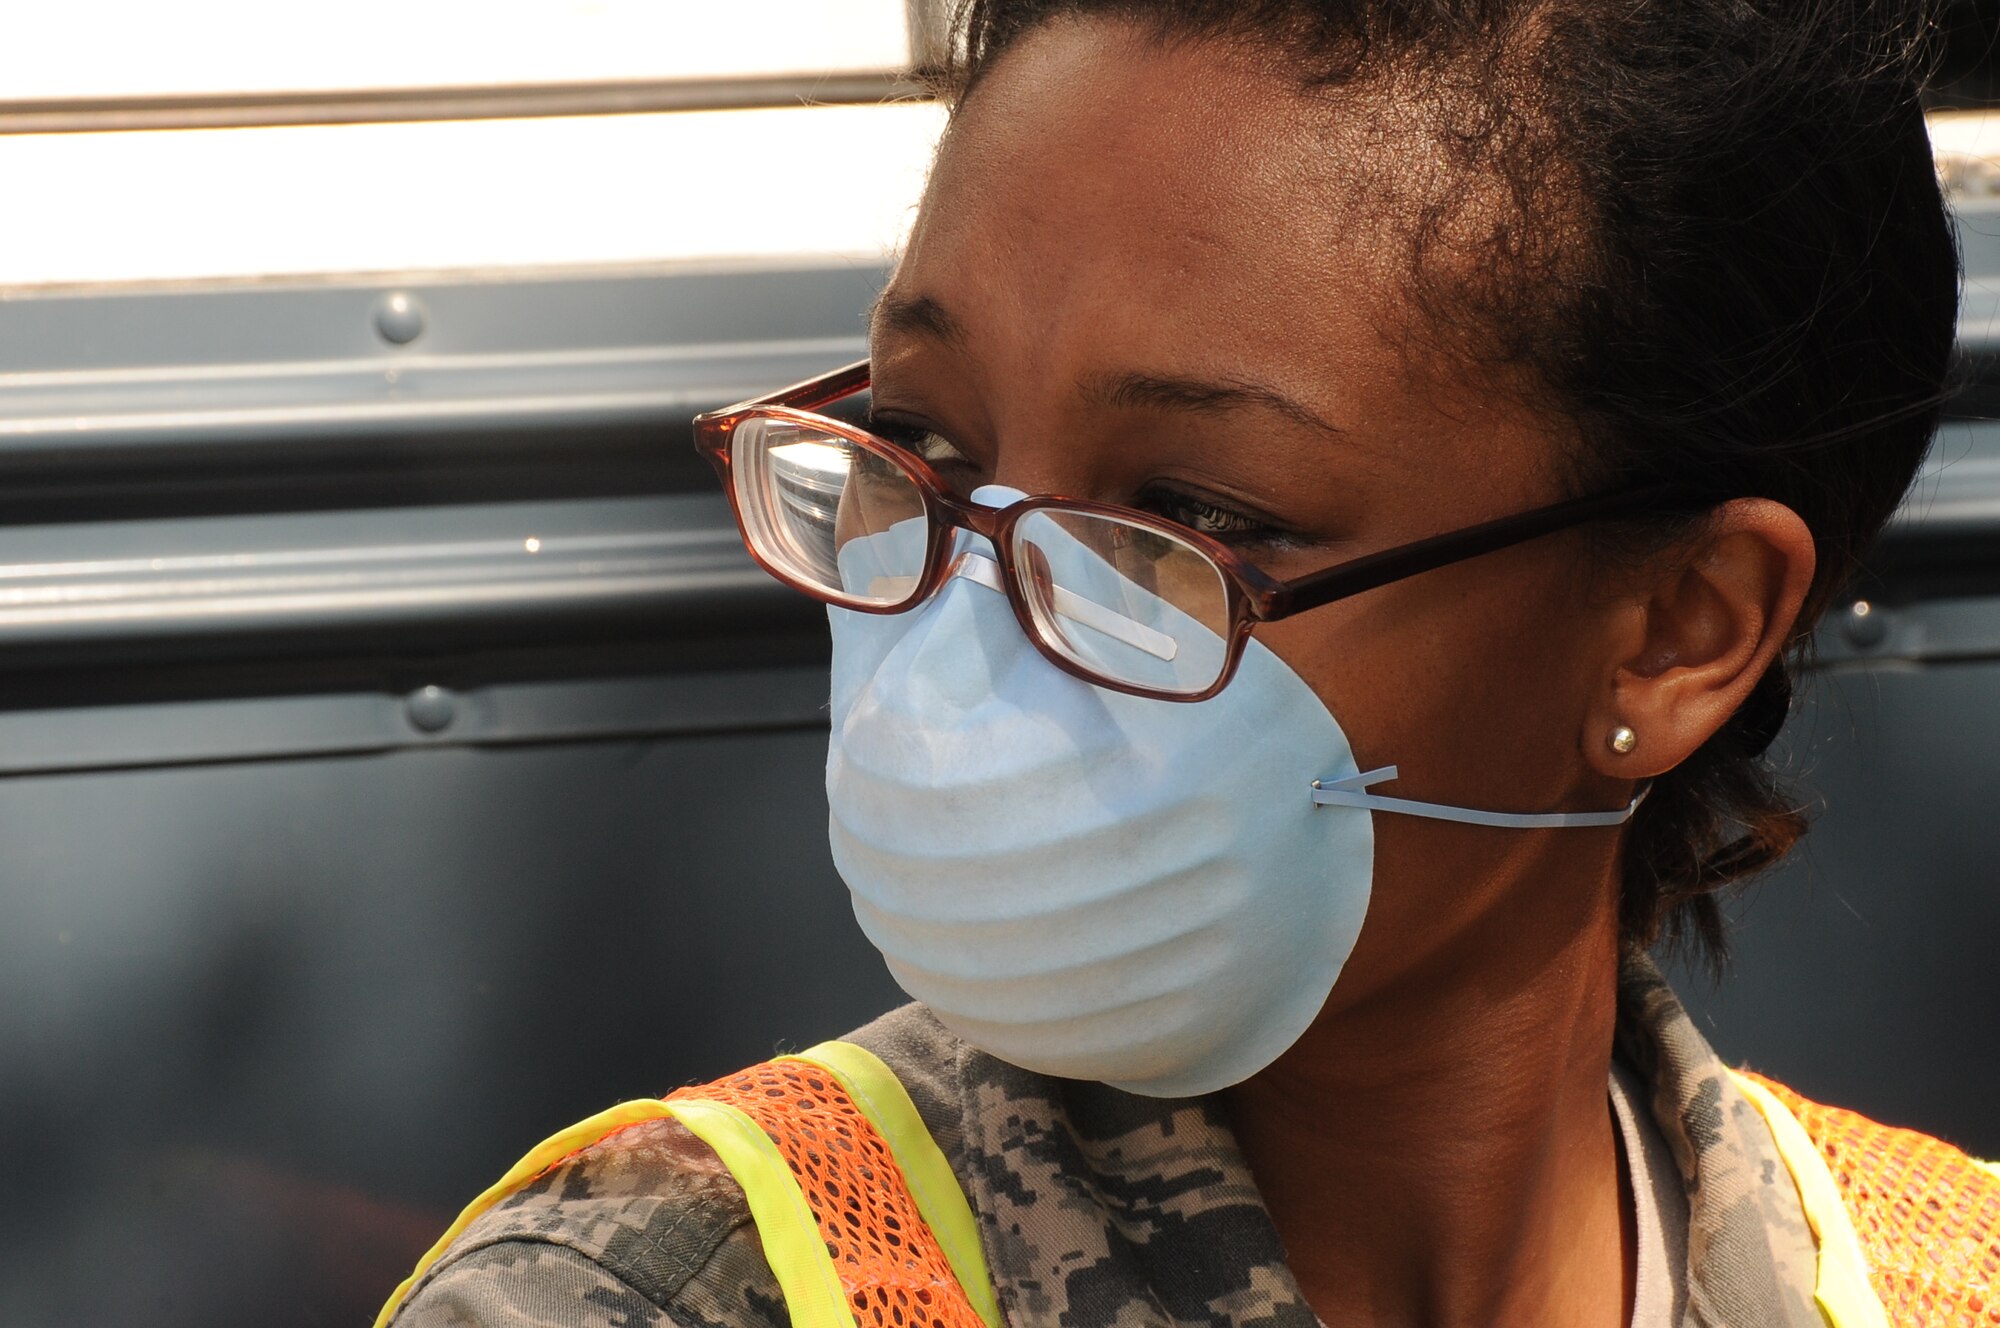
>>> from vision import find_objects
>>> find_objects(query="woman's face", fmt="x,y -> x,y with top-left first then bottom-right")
869,19 -> 1632,1004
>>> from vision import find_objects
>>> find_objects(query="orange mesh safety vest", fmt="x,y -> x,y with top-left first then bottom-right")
375,1042 -> 1001,1328
379,1052 -> 1998,1328
1734,1070 -> 2000,1328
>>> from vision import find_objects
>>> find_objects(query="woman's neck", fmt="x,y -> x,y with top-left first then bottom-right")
1223,851 -> 1631,1328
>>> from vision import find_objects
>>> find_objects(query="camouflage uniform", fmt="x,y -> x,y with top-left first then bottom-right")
387,953 -> 1822,1328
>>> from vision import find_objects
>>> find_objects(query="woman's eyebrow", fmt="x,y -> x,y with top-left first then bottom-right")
1086,370 -> 1349,440
871,293 -> 1345,441
872,291 -> 969,354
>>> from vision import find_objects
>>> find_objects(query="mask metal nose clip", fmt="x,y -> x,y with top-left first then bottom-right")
947,548 -> 1010,596
946,549 -> 1179,663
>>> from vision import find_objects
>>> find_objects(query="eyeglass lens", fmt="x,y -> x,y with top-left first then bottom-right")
733,415 -> 931,606
730,416 -> 1235,695
1010,510 -> 1231,694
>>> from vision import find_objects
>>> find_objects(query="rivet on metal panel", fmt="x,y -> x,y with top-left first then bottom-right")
374,291 -> 427,346
1843,599 -> 1889,649
405,685 -> 457,733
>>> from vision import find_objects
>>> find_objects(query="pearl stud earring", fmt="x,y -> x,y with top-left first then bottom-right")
1608,725 -> 1638,755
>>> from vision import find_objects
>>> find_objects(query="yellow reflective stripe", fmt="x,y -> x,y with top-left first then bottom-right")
789,1042 -> 1003,1328
1980,1159 -> 2000,1183
661,1098 -> 860,1328
1730,1071 -> 1891,1328
373,1099 -> 682,1328
373,1096 -> 855,1328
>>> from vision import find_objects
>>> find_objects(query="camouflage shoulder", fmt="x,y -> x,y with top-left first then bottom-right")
834,1001 -> 972,1163
389,1113 -> 788,1328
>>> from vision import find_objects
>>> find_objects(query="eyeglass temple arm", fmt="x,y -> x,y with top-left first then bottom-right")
732,359 -> 872,413
1264,484 -> 1698,619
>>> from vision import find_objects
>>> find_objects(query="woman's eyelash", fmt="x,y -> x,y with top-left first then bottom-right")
867,414 -> 970,468
1140,486 -> 1286,543
866,415 -> 1298,548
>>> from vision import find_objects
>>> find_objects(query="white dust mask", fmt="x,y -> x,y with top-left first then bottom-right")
825,486 -> 1640,1097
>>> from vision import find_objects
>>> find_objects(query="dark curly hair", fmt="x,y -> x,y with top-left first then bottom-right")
931,0 -> 1961,960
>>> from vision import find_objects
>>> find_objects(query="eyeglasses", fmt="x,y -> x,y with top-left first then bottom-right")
694,360 -> 1690,702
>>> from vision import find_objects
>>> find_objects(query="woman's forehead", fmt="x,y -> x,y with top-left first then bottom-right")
886,19 -> 1504,415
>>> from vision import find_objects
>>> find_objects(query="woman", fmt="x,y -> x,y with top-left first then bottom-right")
380,2 -> 1988,1326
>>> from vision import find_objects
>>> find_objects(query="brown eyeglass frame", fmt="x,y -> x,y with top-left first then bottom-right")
694,359 -> 1699,703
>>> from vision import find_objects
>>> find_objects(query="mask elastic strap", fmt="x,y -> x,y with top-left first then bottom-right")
1312,766 -> 1647,829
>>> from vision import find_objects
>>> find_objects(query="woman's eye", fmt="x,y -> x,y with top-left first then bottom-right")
868,415 -> 982,480
1140,486 -> 1284,544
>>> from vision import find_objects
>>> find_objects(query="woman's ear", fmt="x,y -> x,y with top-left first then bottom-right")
1587,499 -> 1818,779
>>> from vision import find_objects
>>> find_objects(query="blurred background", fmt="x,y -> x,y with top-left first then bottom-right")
0,3 -> 1995,1324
